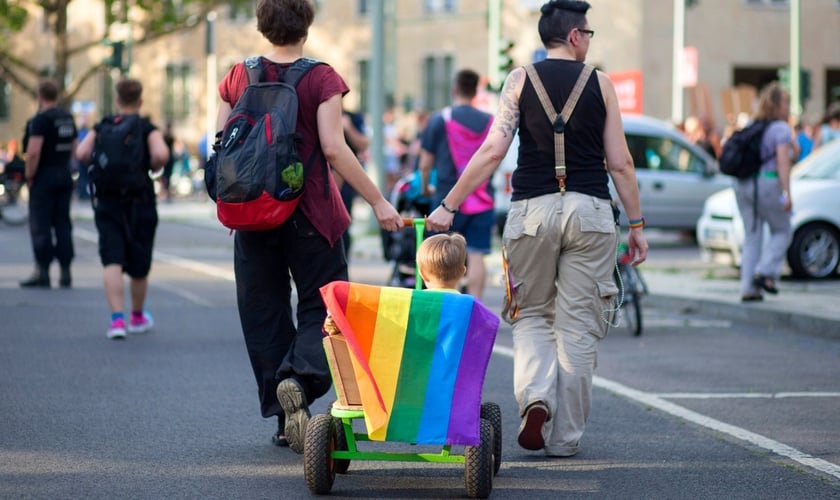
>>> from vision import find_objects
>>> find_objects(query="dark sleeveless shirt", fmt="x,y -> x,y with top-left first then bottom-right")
514,59 -> 609,201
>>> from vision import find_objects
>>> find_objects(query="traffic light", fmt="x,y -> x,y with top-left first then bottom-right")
499,40 -> 515,74
109,41 -> 124,70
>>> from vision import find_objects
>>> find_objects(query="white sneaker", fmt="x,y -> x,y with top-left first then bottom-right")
127,311 -> 154,334
107,318 -> 127,340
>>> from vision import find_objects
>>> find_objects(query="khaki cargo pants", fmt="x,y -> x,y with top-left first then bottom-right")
502,192 -> 618,456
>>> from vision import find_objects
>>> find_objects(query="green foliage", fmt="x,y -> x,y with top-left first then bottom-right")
0,1 -> 29,35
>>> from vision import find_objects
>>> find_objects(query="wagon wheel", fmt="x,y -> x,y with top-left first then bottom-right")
332,416 -> 351,474
303,414 -> 335,494
465,418 -> 493,499
481,402 -> 502,476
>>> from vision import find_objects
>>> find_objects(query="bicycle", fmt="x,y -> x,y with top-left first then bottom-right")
612,242 -> 648,336
0,170 -> 29,226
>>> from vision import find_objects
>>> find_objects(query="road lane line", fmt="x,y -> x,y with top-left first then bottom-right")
655,392 -> 840,399
75,228 -> 236,282
595,376 -> 840,480
490,345 -> 840,481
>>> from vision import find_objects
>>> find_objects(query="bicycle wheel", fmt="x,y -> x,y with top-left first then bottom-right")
620,265 -> 643,337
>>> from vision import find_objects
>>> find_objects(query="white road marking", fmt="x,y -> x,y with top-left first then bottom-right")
75,227 -> 236,283
655,392 -> 840,399
490,345 -> 840,481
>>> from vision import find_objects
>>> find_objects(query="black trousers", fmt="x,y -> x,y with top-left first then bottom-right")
28,166 -> 74,270
234,210 -> 348,419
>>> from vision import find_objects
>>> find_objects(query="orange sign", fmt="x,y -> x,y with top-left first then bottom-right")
608,70 -> 644,114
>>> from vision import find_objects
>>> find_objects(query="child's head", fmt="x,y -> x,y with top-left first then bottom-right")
416,233 -> 467,289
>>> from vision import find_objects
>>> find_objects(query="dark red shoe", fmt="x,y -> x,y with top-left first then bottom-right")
518,402 -> 549,450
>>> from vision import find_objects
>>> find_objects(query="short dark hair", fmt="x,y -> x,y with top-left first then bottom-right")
454,69 -> 480,99
256,0 -> 315,46
115,78 -> 143,107
538,0 -> 591,49
37,79 -> 60,102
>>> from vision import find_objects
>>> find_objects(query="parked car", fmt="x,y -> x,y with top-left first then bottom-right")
696,139 -> 840,279
492,114 -> 730,235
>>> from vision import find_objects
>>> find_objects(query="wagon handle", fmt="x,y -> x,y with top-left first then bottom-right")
402,218 -> 426,290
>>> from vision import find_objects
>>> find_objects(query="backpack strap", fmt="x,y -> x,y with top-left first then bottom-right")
243,56 -> 263,84
524,63 -> 595,195
280,57 -> 323,87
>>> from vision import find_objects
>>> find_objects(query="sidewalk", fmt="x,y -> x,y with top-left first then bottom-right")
70,198 -> 840,339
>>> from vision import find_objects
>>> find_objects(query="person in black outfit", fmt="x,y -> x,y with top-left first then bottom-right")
76,78 -> 170,339
20,79 -> 78,288
160,121 -> 176,202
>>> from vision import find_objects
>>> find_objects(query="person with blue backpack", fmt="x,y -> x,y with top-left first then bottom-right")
212,0 -> 402,454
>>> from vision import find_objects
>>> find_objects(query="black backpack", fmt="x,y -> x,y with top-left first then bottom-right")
88,114 -> 149,195
718,120 -> 771,179
209,56 -> 323,231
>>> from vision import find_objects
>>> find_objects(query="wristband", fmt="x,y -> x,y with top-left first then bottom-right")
628,217 -> 645,229
440,200 -> 458,214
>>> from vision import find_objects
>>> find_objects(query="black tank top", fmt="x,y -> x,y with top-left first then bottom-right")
514,59 -> 609,201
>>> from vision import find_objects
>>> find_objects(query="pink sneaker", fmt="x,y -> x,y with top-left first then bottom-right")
107,318 -> 127,340
127,311 -> 154,334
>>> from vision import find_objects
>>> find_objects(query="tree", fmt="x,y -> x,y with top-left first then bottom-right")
0,0 -> 249,102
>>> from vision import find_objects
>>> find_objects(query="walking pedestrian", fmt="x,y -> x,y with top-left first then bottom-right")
735,81 -> 795,302
813,101 -> 840,149
20,79 -> 78,288
214,0 -> 402,454
426,0 -> 648,457
419,69 -> 495,300
76,78 -> 170,339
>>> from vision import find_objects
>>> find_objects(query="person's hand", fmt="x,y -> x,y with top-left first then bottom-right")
372,198 -> 403,232
426,205 -> 454,232
627,228 -> 649,266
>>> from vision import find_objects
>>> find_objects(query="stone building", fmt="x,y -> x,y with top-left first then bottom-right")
1,0 -> 838,152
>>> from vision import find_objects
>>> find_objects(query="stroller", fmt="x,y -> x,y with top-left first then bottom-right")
382,169 -> 435,289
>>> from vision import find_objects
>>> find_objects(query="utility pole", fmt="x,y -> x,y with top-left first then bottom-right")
369,0 -> 386,198
487,0 -> 502,89
671,0 -> 685,125
790,0 -> 801,119
205,11 -> 217,159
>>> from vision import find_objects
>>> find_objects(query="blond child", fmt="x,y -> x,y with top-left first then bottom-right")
324,233 -> 468,335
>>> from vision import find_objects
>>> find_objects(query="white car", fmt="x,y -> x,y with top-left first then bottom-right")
696,139 -> 840,279
492,114 -> 730,235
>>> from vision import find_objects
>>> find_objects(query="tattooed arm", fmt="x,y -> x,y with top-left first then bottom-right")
426,68 -> 524,231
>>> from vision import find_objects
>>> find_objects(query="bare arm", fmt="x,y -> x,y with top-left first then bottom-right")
147,129 -> 170,172
342,113 -> 369,153
24,136 -> 43,186
418,149 -> 435,196
317,94 -> 402,232
776,142 -> 793,212
76,130 -> 95,164
426,68 -> 523,231
215,101 -> 232,135
599,71 -> 648,264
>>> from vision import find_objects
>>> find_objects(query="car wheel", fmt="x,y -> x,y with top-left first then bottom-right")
787,223 -> 840,279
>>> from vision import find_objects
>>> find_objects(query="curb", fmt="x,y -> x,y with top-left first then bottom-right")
646,293 -> 840,341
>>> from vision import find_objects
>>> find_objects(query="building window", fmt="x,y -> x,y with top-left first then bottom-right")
357,59 -> 369,112
228,2 -> 253,22
423,0 -> 457,14
165,63 -> 192,121
0,79 -> 9,121
422,54 -> 454,111
744,0 -> 788,6
358,0 -> 369,15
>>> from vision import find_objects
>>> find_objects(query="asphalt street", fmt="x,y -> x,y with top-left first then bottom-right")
1,211 -> 839,499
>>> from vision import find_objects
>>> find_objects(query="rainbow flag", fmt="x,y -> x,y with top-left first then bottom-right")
320,281 -> 500,446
